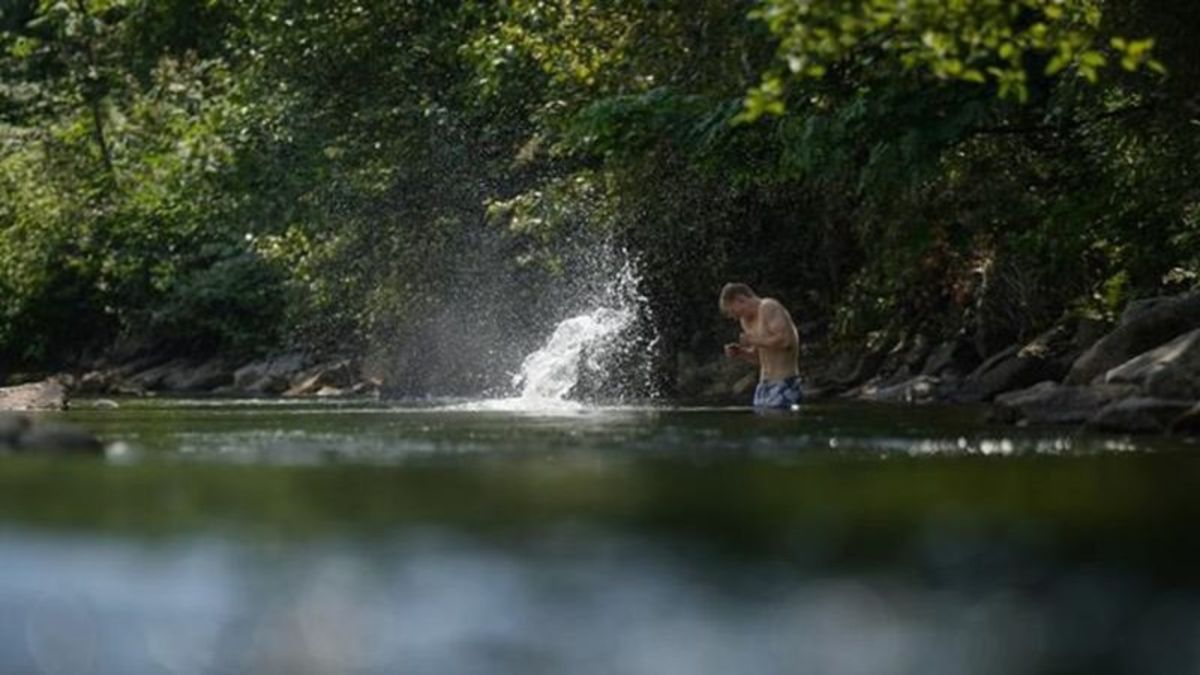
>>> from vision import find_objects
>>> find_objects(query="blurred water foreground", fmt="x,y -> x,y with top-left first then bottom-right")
1,399 -> 1199,674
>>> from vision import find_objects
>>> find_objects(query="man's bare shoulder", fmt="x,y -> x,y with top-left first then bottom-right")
761,298 -> 797,326
760,298 -> 790,315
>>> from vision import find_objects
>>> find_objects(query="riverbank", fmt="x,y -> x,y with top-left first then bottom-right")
682,292 -> 1200,439
4,292 -> 1200,442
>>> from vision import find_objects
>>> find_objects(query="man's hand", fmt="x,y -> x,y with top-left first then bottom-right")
738,332 -> 756,348
724,342 -> 758,364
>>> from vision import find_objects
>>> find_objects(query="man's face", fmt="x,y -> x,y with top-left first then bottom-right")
723,296 -> 753,321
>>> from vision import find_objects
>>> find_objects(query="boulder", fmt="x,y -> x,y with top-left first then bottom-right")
992,381 -> 1138,425
674,352 -> 755,402
1066,292 -> 1200,385
233,352 -> 310,394
348,379 -> 383,398
284,359 -> 357,397
1103,328 -> 1200,400
954,347 -> 1068,404
75,369 -> 116,394
0,379 -> 68,411
1169,403 -> 1200,437
1086,397 -> 1196,434
855,375 -> 943,404
125,358 -> 190,390
921,337 -> 982,378
160,358 -> 234,392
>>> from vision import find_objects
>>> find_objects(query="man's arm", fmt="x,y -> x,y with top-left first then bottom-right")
740,301 -> 796,350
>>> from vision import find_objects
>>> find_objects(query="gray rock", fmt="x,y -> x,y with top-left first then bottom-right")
348,380 -> 383,398
1169,403 -> 1200,437
921,338 -> 981,378
992,381 -> 1139,425
113,353 -> 173,378
832,337 -> 892,388
674,352 -> 755,402
0,379 -> 68,411
284,359 -> 356,397
1103,328 -> 1200,400
1120,296 -> 1179,326
856,375 -> 943,404
125,358 -> 190,390
1066,292 -> 1200,385
233,352 -> 310,394
160,358 -> 235,392
1086,397 -> 1196,434
76,369 -> 115,394
953,343 -> 1064,403
16,422 -> 104,456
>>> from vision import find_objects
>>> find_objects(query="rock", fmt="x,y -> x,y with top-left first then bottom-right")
160,358 -> 234,392
284,359 -> 356,397
831,332 -> 895,388
921,337 -> 982,378
1103,328 -> 1200,400
1120,296 -> 1179,326
953,342 -> 1065,403
233,352 -> 310,394
1086,398 -> 1196,434
674,352 -> 755,402
113,353 -> 173,379
1066,292 -> 1200,385
348,379 -> 383,398
0,379 -> 68,411
992,381 -> 1138,425
16,422 -> 104,456
856,375 -> 943,404
1,412 -> 31,448
125,357 -> 190,390
1169,403 -> 1200,437
76,369 -> 116,394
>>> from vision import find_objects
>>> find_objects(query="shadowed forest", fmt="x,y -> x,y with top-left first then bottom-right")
2,0 -> 1197,397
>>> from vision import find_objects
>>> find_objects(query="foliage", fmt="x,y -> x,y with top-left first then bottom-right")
742,0 -> 1165,119
0,0 -> 1197,391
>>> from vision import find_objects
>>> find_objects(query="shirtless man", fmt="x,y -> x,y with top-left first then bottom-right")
719,283 -> 803,410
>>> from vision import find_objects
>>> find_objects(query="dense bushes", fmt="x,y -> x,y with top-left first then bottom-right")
1,0 -> 1197,391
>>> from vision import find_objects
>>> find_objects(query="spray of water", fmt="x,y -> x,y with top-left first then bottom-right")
456,255 -> 657,412
511,307 -> 633,402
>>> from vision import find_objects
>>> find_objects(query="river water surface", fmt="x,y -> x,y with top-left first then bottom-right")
2,398 -> 1200,674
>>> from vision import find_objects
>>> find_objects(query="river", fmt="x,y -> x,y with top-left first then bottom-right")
2,398 -> 1199,674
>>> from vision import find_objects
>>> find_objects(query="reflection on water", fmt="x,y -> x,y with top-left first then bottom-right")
1,399 -> 1199,674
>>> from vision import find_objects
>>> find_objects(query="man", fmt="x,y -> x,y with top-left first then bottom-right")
719,283 -> 803,410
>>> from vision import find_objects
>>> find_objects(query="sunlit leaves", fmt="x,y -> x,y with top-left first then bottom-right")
741,0 -> 1165,120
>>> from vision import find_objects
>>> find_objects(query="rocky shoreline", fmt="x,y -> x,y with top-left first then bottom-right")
684,292 -> 1200,439
18,352 -> 385,403
4,292 -> 1200,445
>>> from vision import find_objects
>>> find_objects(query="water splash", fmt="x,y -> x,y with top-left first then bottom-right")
455,255 -> 657,412
511,307 -> 633,403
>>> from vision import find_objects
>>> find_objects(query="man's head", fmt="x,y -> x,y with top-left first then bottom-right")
719,282 -> 759,320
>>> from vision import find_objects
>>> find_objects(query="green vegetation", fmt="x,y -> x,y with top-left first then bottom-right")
1,0 -> 1197,389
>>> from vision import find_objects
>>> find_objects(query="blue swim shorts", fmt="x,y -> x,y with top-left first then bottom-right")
753,375 -> 804,410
